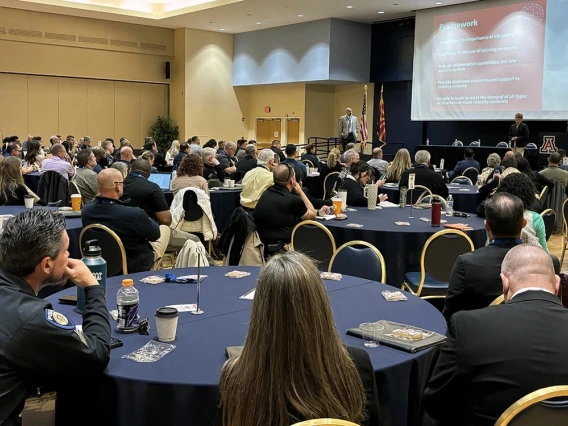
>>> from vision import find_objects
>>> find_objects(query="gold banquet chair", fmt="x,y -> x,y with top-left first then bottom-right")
323,171 -> 340,199
490,295 -> 505,306
401,184 -> 432,205
329,241 -> 386,283
291,220 -> 336,271
80,224 -> 128,277
540,209 -> 556,242
292,419 -> 359,426
495,385 -> 568,426
402,229 -> 474,299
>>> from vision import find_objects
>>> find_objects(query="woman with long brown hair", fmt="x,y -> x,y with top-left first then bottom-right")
219,251 -> 379,426
24,139 -> 44,171
385,148 -> 411,183
172,153 -> 208,196
0,157 -> 45,206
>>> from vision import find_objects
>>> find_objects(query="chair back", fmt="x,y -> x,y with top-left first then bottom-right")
68,181 -> 83,208
329,241 -> 386,283
416,194 -> 447,209
37,170 -> 69,204
292,420 -> 359,426
462,167 -> 479,183
419,230 -> 474,294
182,190 -> 204,221
323,172 -> 340,199
469,141 -> 480,147
291,220 -> 336,270
79,224 -> 128,277
452,140 -> 463,147
490,295 -> 505,306
451,176 -> 473,185
538,186 -> 549,203
301,159 -> 314,168
497,142 -> 509,147
495,385 -> 568,426
402,185 -> 432,204
526,143 -> 538,150
541,208 -> 556,241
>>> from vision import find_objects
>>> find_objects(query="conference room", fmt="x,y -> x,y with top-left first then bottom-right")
2,0 -> 568,425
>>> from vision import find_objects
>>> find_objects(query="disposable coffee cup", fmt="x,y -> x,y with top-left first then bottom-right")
229,179 -> 235,188
24,195 -> 34,209
155,307 -> 179,342
224,178 -> 230,187
71,194 -> 82,211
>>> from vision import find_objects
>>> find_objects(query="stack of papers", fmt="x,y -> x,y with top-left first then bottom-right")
239,289 -> 255,300
316,214 -> 336,220
379,201 -> 399,208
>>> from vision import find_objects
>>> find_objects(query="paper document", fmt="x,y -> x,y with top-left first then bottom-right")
239,289 -> 255,300
316,215 -> 336,220
379,201 -> 399,208
166,304 -> 197,312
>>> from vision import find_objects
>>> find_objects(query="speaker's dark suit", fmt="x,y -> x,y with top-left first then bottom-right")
508,122 -> 530,147
425,290 -> 568,426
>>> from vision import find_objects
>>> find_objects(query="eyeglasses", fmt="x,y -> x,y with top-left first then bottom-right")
282,162 -> 293,182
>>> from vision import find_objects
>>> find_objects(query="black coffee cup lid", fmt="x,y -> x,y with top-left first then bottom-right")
155,307 -> 179,318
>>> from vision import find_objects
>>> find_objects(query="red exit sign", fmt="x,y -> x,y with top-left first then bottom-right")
265,106 -> 271,113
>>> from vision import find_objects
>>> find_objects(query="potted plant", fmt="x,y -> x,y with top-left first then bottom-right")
151,116 -> 179,154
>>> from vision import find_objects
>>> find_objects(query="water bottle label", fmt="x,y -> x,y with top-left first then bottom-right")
117,303 -> 139,330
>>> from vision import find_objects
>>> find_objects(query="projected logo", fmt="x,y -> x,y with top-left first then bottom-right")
540,136 -> 558,154
520,3 -> 545,28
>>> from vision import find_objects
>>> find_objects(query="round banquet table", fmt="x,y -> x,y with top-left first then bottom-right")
51,266 -> 446,426
324,205 -> 486,286
164,187 -> 242,232
303,173 -> 322,198
381,184 -> 479,214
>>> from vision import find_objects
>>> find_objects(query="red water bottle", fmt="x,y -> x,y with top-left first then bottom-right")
431,201 -> 441,227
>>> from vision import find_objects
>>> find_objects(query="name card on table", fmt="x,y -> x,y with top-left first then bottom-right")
408,173 -> 416,190
440,158 -> 445,170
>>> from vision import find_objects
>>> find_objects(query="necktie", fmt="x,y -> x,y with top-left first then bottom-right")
348,116 -> 352,134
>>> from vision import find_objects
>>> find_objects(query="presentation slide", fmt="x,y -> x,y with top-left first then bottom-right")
412,0 -> 568,120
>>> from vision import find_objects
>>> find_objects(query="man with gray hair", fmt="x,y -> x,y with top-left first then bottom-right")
333,148 -> 361,193
217,141 -> 237,175
41,143 -> 75,180
367,148 -> 389,177
425,244 -> 568,426
203,147 -> 226,181
236,144 -> 258,176
400,150 -> 448,198
240,148 -> 276,209
79,136 -> 92,150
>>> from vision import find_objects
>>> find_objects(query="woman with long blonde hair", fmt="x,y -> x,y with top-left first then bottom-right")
165,140 -> 180,165
320,148 -> 343,188
386,148 -> 411,183
219,251 -> 379,426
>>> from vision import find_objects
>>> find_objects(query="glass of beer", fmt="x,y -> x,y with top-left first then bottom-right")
332,197 -> 342,217
71,194 -> 82,212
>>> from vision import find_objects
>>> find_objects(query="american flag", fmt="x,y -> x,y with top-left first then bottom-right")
361,85 -> 368,142
378,84 -> 386,142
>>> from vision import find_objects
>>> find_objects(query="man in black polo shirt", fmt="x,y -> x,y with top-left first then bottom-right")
236,145 -> 258,176
82,168 -> 170,272
254,163 -> 324,248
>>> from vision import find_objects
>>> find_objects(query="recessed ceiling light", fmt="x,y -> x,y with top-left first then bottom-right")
256,21 -> 262,24
298,14 -> 304,17
346,5 -> 353,8
219,28 -> 226,31
378,11 -> 385,13
435,1 -> 443,4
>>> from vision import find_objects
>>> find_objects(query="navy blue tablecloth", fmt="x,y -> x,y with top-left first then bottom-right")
23,171 -> 41,194
381,184 -> 479,214
51,267 -> 445,426
323,206 -> 486,286
164,188 -> 242,232
303,174 -> 322,198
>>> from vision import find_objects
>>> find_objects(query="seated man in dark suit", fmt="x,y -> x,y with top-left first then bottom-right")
400,150 -> 449,198
443,193 -> 560,322
449,147 -> 480,180
236,145 -> 258,176
425,244 -> 568,426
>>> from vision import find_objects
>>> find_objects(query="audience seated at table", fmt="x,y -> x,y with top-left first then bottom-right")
117,146 -> 134,166
143,139 -> 167,170
400,150 -> 448,198
240,149 -> 276,210
71,149 -> 99,204
477,156 -> 520,211
165,139 -> 180,165
300,143 -> 320,169
253,164 -> 329,251
113,137 -> 130,160
203,147 -> 226,181
319,148 -> 342,186
338,162 -> 387,207
3,143 -> 21,159
110,161 -> 128,179
41,144 -> 75,181
235,139 -> 248,162
444,193 -> 558,322
0,157 -> 47,206
449,147 -> 480,180
217,141 -> 238,177
335,148 -> 360,191
496,173 -> 548,252
539,152 -> 568,188
367,147 -> 389,178
140,151 -> 158,173
385,148 -> 411,184
270,139 -> 285,162
172,153 -> 208,196
425,244 -> 568,426
91,146 -> 107,173
82,168 -> 169,272
218,251 -> 379,426
101,139 -> 115,167
23,139 -> 44,172
477,152 -> 501,187
236,145 -> 258,176
173,142 -> 189,171
282,144 -> 307,182
217,140 -> 226,156
203,138 -> 217,150
188,136 -> 202,156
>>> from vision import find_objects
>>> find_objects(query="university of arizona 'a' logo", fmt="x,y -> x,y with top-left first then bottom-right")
540,136 -> 558,154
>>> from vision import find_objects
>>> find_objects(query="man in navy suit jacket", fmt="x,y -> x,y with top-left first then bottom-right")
449,148 -> 480,180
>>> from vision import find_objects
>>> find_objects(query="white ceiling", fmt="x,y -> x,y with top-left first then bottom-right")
0,0 -> 480,33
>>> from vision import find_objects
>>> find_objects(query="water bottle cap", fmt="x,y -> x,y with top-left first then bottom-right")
83,239 -> 102,256
122,279 -> 134,287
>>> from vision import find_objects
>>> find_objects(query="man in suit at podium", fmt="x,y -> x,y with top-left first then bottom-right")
339,108 -> 359,152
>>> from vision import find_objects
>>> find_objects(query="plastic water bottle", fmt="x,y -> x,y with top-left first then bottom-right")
399,187 -> 408,208
116,279 -> 139,333
446,194 -> 454,216
426,138 -> 430,146
77,240 -> 107,314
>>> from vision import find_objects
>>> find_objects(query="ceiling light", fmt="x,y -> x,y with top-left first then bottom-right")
346,5 -> 353,8
219,28 -> 225,31
298,14 -> 304,17
378,11 -> 385,13
256,21 -> 262,24
435,1 -> 443,4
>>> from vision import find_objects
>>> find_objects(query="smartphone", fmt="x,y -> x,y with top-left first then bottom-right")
110,337 -> 123,349
58,295 -> 77,305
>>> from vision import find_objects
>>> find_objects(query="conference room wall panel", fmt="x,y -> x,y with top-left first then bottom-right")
329,20 -> 371,83
141,85 -> 168,142
59,78 -> 88,139
0,74 -> 28,139
115,82 -> 142,147
87,80 -> 116,143
28,76 -> 59,141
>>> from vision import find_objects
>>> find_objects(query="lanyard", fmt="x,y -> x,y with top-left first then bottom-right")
490,238 -> 522,246
130,172 -> 147,180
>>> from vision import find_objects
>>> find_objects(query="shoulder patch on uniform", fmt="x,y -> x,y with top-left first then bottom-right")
44,309 -> 75,330
74,328 -> 89,347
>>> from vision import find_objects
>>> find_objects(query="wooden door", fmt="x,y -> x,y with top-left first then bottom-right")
286,118 -> 300,144
256,118 -> 281,149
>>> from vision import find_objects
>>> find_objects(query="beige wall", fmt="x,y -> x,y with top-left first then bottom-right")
0,74 -> 168,146
305,85 -> 336,141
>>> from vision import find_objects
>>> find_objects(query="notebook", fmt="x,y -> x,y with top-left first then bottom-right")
148,173 -> 172,190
